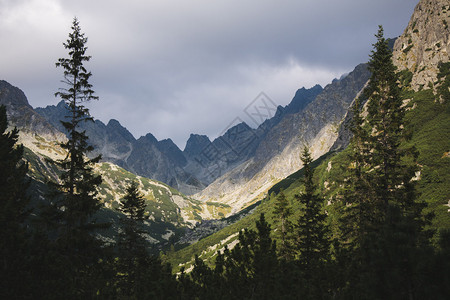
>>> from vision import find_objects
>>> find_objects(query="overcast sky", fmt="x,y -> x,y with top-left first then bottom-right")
0,0 -> 417,149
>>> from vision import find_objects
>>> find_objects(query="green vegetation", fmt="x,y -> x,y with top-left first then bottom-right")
403,44 -> 414,54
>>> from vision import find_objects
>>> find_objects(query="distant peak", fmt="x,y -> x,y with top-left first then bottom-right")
0,80 -> 32,108
143,133 -> 158,143
184,133 -> 212,155
160,138 -> 175,145
56,100 -> 67,108
106,119 -> 121,127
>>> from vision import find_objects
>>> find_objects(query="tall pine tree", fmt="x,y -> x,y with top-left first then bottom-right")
48,17 -> 104,297
53,17 -> 102,230
336,26 -> 426,299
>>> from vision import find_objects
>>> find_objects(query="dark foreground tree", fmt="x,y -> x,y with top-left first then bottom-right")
43,17 -> 105,297
116,180 -> 148,296
53,16 -> 102,229
295,147 -> 330,266
115,180 -> 178,299
336,26 -> 427,299
0,105 -> 31,298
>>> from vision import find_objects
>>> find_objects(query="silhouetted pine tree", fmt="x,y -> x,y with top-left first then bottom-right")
214,213 -> 278,299
115,180 -> 178,299
46,17 -> 105,297
0,105 -> 31,298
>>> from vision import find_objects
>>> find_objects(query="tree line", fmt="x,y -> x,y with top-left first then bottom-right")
0,19 -> 448,299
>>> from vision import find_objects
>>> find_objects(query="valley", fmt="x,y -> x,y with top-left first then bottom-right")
0,0 -> 449,298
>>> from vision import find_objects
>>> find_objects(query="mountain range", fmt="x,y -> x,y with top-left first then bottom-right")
1,0 -> 448,251
30,62 -> 369,214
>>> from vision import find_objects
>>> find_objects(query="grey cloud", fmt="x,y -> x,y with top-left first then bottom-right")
0,0 -> 417,148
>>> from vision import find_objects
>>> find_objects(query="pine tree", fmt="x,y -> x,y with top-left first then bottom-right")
0,105 -> 31,298
294,146 -> 330,299
272,190 -> 293,260
336,26 -> 426,299
116,180 -> 147,296
364,25 -> 411,220
115,181 -> 177,299
48,17 -> 104,297
53,17 -> 102,229
0,105 -> 29,224
295,147 -> 329,267
117,180 -> 147,255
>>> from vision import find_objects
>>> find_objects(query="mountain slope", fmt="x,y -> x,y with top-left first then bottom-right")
194,63 -> 370,212
0,80 -> 65,142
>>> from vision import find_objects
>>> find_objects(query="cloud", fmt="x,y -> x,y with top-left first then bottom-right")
0,0 -> 417,148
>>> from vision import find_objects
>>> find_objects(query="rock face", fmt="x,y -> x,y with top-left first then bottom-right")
0,80 -> 65,142
184,134 -> 212,158
393,0 -> 450,90
284,84 -> 323,115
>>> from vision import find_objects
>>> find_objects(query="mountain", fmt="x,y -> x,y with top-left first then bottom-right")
33,61 -> 365,215
0,80 -> 65,142
34,82 -> 324,198
193,63 -> 370,212
1,80 -> 240,246
35,101 -> 202,194
284,84 -> 323,115
184,134 -> 212,158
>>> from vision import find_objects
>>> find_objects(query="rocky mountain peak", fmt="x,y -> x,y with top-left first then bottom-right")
0,80 -> 30,108
106,119 -> 135,142
184,134 -> 212,157
157,138 -> 187,167
0,80 -> 65,141
140,132 -> 158,144
393,0 -> 450,90
284,84 -> 323,115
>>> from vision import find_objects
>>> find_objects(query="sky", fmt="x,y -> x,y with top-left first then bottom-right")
0,0 -> 417,149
